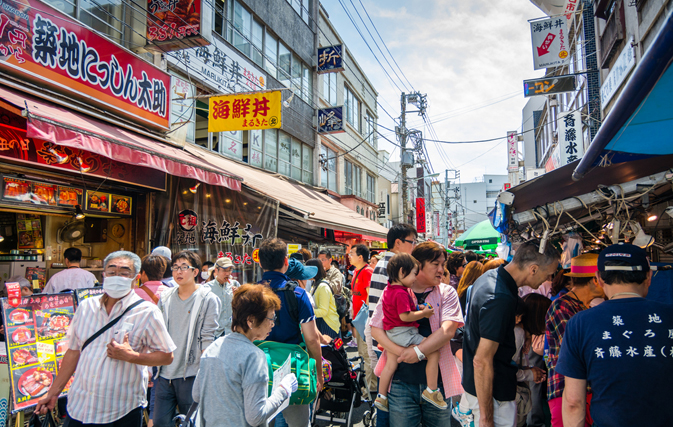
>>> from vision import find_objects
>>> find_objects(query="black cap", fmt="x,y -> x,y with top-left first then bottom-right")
597,243 -> 650,272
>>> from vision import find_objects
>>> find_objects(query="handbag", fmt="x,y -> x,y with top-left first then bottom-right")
255,340 -> 317,405
352,302 -> 368,340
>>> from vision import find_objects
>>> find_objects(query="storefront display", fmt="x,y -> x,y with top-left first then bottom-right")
16,215 -> 43,250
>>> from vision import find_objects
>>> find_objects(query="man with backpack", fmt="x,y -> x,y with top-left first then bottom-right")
259,238 -> 324,427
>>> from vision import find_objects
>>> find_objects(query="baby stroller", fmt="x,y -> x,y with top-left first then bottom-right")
311,338 -> 375,427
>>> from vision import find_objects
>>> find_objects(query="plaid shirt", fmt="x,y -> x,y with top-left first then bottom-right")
545,293 -> 587,401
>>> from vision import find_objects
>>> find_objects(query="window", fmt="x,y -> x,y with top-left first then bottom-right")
80,0 -> 123,44
291,137 -> 302,180
264,129 -> 278,172
323,73 -> 337,106
366,175 -> 375,203
345,160 -> 353,195
353,165 -> 362,197
233,1 -> 251,57
285,0 -> 310,24
344,86 -> 360,131
363,112 -> 375,144
278,43 -> 291,88
302,146 -> 313,184
292,54 -> 302,98
264,32 -> 278,76
278,132 -> 291,176
302,64 -> 312,103
321,146 -> 337,192
251,20 -> 264,67
486,191 -> 499,198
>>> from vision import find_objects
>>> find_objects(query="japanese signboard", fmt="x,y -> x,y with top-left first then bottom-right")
434,211 -> 440,237
2,175 -> 86,212
416,197 -> 426,233
545,144 -> 561,172
0,119 -> 166,190
169,75 -> 196,145
2,293 -> 76,412
563,0 -> 579,22
317,45 -> 344,74
558,111 -> 583,166
524,75 -> 576,97
147,0 -> 209,49
530,17 -> 570,70
600,37 -> 636,108
73,287 -> 105,305
0,0 -> 171,130
208,91 -> 282,133
318,107 -> 345,134
166,35 -> 267,94
507,131 -> 519,172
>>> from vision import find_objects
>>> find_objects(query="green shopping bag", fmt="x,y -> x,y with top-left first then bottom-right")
255,340 -> 318,405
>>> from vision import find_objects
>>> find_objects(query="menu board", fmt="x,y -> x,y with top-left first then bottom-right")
2,177 -> 83,209
85,191 -> 110,213
57,187 -> 83,207
111,195 -> 132,215
2,294 -> 76,411
74,287 -> 105,305
16,214 -> 43,249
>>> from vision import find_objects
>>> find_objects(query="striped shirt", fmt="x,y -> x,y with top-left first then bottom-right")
65,291 -> 176,423
372,283 -> 465,398
367,251 -> 394,347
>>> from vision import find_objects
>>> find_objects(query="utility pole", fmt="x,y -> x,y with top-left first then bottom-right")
400,92 -> 409,224
444,170 -> 448,246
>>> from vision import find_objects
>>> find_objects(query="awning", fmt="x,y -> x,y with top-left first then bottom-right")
572,9 -> 673,180
183,144 -> 390,239
0,86 -> 242,191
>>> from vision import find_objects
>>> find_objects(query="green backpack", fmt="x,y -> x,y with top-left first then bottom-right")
255,340 -> 318,405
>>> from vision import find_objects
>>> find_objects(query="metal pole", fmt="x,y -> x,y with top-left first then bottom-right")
444,169 -> 449,246
400,92 -> 408,224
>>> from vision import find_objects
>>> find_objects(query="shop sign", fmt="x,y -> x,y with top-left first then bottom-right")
178,209 -> 198,231
545,144 -> 561,172
530,17 -> 569,70
252,248 -> 260,263
0,111 -> 167,191
523,75 -> 576,97
558,110 -> 583,165
507,131 -> 518,172
287,244 -> 301,254
216,251 -> 253,265
2,293 -> 76,411
600,37 -> 636,107
2,176 -> 82,208
563,0 -> 579,21
416,197 -> 426,233
317,45 -> 344,74
318,107 -> 345,134
85,191 -> 132,216
73,287 -> 105,304
378,202 -> 386,218
0,0 -> 171,129
168,75 -> 196,144
167,35 -> 267,94
208,91 -> 282,133
434,211 -> 440,237
147,0 -> 209,49
176,217 -> 264,247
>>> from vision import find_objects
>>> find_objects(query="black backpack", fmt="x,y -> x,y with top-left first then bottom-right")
313,279 -> 350,320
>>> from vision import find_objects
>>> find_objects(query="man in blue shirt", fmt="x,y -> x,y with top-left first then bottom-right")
557,243 -> 673,427
258,238 -> 323,427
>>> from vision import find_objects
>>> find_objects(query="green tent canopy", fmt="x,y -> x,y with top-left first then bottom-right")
453,220 -> 500,250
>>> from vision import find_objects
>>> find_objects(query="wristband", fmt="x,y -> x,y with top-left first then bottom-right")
413,345 -> 426,361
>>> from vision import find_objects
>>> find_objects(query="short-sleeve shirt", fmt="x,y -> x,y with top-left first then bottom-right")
556,298 -> 673,427
261,271 -> 315,345
351,265 -> 373,316
463,266 -> 518,402
381,284 -> 418,330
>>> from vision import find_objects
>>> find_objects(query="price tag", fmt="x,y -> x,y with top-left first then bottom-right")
6,282 -> 20,307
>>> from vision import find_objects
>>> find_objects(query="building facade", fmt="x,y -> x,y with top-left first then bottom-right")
448,175 -> 508,236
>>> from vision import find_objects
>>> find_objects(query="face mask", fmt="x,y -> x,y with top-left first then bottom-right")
104,276 -> 134,299
201,271 -> 210,280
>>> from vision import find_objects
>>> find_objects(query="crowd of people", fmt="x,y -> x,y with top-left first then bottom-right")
0,224 -> 659,427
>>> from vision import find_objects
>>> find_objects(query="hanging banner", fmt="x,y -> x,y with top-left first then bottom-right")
318,107 -> 345,134
317,45 -> 344,74
147,0 -> 210,49
530,17 -> 570,70
416,197 -> 426,233
507,131 -> 519,172
0,0 -> 171,130
558,111 -> 583,165
208,91 -> 282,133
2,294 -> 76,412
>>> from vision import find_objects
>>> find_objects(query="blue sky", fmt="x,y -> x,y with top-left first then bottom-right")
324,0 -> 547,183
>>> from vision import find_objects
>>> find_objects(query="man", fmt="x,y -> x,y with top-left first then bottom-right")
36,251 -> 175,426
205,257 -> 240,337
347,244 -> 375,391
557,243 -> 673,427
43,248 -> 97,293
154,251 -> 221,427
462,240 -> 559,427
200,261 -> 214,283
545,253 -> 604,427
259,238 -> 324,427
152,246 -> 177,287
318,249 -> 344,295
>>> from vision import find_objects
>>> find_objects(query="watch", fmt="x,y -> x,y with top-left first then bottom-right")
413,345 -> 426,361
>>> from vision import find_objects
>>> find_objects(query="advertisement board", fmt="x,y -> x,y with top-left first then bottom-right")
416,197 -> 426,233
208,91 -> 282,133
318,107 -> 345,134
507,131 -> 519,172
600,38 -> 636,107
530,17 -> 570,70
0,0 -> 171,129
558,110 -> 583,166
2,294 -> 76,412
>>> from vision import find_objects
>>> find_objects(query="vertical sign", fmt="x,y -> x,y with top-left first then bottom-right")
507,132 -> 519,172
558,111 -> 583,165
416,198 -> 426,233
434,211 -> 440,237
600,38 -> 636,107
169,75 -> 196,144
530,17 -> 570,70
317,45 -> 344,73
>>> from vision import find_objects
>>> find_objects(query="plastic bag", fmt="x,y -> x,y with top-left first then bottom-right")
28,413 -> 57,427
561,233 -> 583,268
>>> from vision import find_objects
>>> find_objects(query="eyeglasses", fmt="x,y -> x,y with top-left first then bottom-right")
103,268 -> 135,278
266,314 -> 277,323
462,262 -> 468,267
403,239 -> 417,245
171,265 -> 196,272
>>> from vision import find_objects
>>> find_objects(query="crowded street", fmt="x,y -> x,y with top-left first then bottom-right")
0,0 -> 671,426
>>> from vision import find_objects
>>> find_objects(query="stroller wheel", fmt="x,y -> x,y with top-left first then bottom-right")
363,410 -> 372,427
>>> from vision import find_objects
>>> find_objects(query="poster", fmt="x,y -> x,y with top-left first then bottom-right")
111,195 -> 132,215
17,215 -> 43,250
2,294 -> 76,412
31,183 -> 57,206
57,187 -> 83,207
74,288 -> 105,305
86,191 -> 110,213
25,268 -> 46,290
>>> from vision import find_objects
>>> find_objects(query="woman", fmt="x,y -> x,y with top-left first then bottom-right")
193,284 -> 297,427
306,258 -> 341,339
446,252 -> 466,290
136,254 -> 168,304
482,257 -> 505,272
456,261 -> 484,315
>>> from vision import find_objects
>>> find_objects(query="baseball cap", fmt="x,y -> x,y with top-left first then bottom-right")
286,258 -> 318,280
151,246 -> 172,260
597,243 -> 650,272
208,257 -> 234,275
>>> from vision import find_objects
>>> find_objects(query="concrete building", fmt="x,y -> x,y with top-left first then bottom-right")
448,175 -> 508,236
376,150 -> 396,230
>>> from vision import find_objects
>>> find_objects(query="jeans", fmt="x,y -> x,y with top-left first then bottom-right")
153,376 -> 196,427
388,380 -> 451,427
463,392 -> 516,427
63,407 -> 143,427
269,404 -> 310,427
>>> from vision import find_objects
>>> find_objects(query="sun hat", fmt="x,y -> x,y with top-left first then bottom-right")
564,253 -> 599,277
286,258 -> 318,280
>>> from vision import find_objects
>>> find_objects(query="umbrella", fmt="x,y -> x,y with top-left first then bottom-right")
453,219 -> 501,250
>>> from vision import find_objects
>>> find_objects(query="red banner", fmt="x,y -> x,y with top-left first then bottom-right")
416,197 -> 426,233
0,0 -> 171,129
0,121 -> 166,190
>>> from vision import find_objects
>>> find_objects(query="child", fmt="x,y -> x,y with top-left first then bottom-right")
374,253 -> 446,412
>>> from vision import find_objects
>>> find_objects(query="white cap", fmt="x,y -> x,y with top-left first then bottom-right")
151,246 -> 172,260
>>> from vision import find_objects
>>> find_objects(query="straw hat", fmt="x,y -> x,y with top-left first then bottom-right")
564,253 -> 599,277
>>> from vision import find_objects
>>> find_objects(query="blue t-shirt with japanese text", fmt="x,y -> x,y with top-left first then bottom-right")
260,271 -> 315,345
556,297 -> 673,427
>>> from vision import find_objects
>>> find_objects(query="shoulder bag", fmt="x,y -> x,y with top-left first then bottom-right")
81,299 -> 145,352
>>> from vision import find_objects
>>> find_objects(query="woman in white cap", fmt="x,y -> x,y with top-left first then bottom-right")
205,257 -> 241,337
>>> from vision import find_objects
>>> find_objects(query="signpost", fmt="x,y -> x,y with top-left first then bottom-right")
530,17 -> 570,70
524,75 -> 576,97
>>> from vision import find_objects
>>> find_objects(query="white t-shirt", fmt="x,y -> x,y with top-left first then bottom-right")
43,268 -> 97,293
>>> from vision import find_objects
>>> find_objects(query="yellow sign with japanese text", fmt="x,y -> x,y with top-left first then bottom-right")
208,91 -> 282,132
